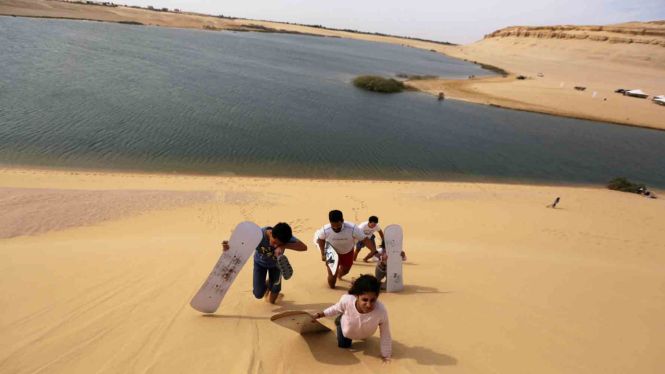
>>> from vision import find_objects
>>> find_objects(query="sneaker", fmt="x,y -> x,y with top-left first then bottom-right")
276,255 -> 294,280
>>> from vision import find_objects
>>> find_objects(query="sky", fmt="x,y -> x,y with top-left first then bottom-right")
116,0 -> 665,44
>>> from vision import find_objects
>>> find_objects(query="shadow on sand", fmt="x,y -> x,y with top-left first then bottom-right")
355,337 -> 458,366
199,314 -> 270,320
350,262 -> 377,268
396,285 -> 453,295
270,300 -> 335,314
302,332 -> 362,365
352,261 -> 419,267
302,333 -> 457,367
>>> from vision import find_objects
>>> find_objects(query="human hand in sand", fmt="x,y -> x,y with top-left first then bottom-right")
382,357 -> 392,365
222,240 -> 229,252
311,312 -> 324,321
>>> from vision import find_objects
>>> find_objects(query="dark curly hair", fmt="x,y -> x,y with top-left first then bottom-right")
348,274 -> 381,296
271,222 -> 293,244
329,210 -> 344,222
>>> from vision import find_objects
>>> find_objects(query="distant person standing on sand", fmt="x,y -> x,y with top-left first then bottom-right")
222,223 -> 307,304
317,210 -> 376,288
547,197 -> 561,208
354,216 -> 385,262
312,274 -> 392,364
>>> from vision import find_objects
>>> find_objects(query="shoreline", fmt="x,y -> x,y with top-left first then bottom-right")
2,166 -> 663,198
417,82 -> 665,133
0,164 -> 610,190
406,74 -> 665,132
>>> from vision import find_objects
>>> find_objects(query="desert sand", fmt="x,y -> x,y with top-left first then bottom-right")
1,167 -> 664,374
1,0 -> 664,129
1,2 -> 665,372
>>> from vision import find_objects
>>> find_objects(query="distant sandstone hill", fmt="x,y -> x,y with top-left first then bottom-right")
463,21 -> 665,73
484,21 -> 665,47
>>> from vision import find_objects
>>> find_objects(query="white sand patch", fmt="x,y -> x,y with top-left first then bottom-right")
0,188 -> 213,238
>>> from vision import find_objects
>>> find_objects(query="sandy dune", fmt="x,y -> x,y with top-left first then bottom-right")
1,168 -> 664,373
1,3 -> 664,372
410,26 -> 665,130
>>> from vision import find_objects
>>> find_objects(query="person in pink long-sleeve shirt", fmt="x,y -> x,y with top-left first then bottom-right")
312,274 -> 392,364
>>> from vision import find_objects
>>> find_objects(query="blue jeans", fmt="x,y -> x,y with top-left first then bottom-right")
355,234 -> 375,249
335,315 -> 352,348
252,262 -> 281,298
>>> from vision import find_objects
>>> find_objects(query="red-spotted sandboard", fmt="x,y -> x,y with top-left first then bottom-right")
385,224 -> 404,292
190,222 -> 262,313
271,311 -> 331,334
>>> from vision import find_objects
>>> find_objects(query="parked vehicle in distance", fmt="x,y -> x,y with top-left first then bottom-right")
615,89 -> 626,93
537,73 -> 544,77
516,75 -> 526,80
623,89 -> 649,99
574,86 -> 587,91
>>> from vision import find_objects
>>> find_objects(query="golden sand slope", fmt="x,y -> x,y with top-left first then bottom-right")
1,168 -> 664,374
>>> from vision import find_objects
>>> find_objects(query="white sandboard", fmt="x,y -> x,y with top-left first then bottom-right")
325,241 -> 339,276
315,231 -> 339,276
385,224 -> 403,292
190,222 -> 262,313
271,311 -> 331,334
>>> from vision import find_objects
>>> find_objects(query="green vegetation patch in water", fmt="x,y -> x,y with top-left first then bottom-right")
353,75 -> 405,93
607,177 -> 646,193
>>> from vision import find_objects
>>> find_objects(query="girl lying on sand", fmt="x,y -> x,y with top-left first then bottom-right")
312,274 -> 392,364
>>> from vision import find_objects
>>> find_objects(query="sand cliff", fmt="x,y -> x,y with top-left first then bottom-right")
485,22 -> 665,44
410,22 -> 665,130
477,22 -> 665,71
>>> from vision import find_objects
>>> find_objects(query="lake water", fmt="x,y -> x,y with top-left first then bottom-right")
1,17 -> 664,187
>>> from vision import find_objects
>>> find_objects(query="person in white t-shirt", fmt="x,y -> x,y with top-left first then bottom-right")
317,210 -> 376,289
354,216 -> 385,262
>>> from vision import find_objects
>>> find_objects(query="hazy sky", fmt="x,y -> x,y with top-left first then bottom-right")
119,0 -> 665,44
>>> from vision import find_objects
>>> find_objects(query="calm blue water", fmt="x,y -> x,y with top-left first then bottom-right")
1,17 -> 665,187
